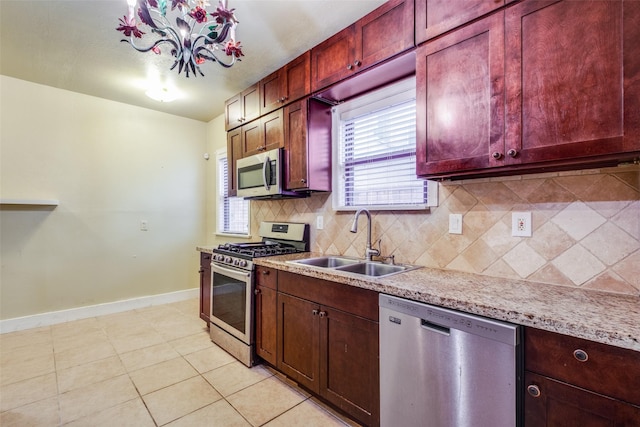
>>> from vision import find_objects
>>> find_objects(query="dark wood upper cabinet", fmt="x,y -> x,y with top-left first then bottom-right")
504,0 -> 640,169
417,0 -> 640,180
311,0 -> 414,92
224,83 -> 261,131
260,52 -> 311,115
416,12 -> 505,177
415,0 -> 511,44
283,98 -> 332,192
241,109 -> 284,157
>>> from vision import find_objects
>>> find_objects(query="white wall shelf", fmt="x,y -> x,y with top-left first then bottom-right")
0,198 -> 59,206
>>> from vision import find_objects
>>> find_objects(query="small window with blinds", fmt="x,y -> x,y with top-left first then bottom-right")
217,150 -> 250,235
332,77 -> 434,211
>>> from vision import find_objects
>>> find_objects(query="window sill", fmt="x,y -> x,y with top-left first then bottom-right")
215,232 -> 252,239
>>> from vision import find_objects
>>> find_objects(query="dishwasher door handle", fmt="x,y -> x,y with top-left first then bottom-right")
421,319 -> 450,335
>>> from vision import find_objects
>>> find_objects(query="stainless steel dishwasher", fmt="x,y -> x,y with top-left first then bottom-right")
379,294 -> 522,427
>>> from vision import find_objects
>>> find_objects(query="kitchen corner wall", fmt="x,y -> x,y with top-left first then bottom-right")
0,76 -> 207,320
251,167 -> 640,296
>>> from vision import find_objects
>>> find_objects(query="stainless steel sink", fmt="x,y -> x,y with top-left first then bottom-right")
335,262 -> 410,277
289,257 -> 419,278
291,256 -> 360,268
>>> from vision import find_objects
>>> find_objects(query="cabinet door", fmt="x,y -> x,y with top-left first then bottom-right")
255,267 -> 277,365
241,84 -> 261,124
226,128 -> 242,196
416,12 -> 505,177
285,51 -> 311,104
240,120 -> 264,157
259,69 -> 284,116
311,24 -> 357,92
199,252 -> 211,324
524,371 -> 640,427
416,0 -> 507,44
284,100 -> 309,190
505,0 -> 640,168
320,307 -> 379,427
277,293 -> 320,393
357,0 -> 414,68
262,109 -> 284,152
255,285 -> 277,365
225,93 -> 243,131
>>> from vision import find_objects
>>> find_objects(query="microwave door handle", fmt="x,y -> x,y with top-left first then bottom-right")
262,155 -> 271,190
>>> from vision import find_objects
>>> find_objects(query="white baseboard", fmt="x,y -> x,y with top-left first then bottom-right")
0,288 -> 199,334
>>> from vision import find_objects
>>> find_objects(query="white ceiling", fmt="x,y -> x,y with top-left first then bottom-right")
0,0 -> 387,122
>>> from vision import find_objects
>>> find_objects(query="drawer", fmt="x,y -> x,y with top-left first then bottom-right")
525,327 -> 640,405
255,266 -> 277,290
278,271 -> 378,322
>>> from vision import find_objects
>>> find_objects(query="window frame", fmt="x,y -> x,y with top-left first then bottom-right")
331,77 -> 438,211
215,148 -> 250,237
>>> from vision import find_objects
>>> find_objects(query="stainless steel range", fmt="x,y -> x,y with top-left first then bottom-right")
210,222 -> 309,367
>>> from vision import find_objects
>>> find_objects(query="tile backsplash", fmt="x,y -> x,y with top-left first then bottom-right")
251,167 -> 640,296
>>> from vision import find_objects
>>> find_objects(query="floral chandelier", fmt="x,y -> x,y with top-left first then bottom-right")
116,0 -> 244,77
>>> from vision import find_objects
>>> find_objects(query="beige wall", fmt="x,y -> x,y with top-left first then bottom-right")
0,76 -> 208,320
250,169 -> 640,296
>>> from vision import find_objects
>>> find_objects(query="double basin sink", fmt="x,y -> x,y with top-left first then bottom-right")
289,256 -> 419,278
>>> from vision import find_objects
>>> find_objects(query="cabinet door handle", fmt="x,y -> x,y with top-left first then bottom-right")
527,384 -> 541,398
507,149 -> 518,158
492,152 -> 503,159
312,309 -> 319,316
254,289 -> 261,295
260,269 -> 270,275
573,349 -> 589,362
354,60 -> 361,67
300,178 -> 307,184
319,311 -> 327,318
346,64 -> 353,70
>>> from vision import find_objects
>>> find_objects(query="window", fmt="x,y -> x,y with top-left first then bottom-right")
217,149 -> 250,235
332,78 -> 436,210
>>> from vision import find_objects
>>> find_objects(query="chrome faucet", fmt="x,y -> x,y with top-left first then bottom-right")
350,209 -> 380,261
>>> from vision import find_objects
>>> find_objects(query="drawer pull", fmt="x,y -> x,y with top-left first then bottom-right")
573,349 -> 589,362
527,384 -> 541,398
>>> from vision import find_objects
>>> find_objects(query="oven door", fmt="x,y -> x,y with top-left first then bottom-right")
210,263 -> 253,345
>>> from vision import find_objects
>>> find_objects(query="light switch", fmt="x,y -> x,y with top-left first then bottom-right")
449,214 -> 463,234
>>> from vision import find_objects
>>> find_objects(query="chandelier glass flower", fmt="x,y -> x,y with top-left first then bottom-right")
116,0 -> 244,77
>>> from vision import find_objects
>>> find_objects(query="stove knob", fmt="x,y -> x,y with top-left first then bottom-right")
224,256 -> 232,264
233,259 -> 240,266
215,254 -> 224,262
238,260 -> 247,268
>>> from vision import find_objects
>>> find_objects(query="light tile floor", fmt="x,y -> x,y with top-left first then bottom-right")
0,299 -> 358,426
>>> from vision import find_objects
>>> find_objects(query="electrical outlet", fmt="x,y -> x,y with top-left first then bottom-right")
449,214 -> 463,234
316,215 -> 324,230
140,220 -> 148,231
512,212 -> 532,237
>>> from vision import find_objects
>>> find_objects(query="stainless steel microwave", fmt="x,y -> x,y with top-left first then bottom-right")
236,148 -> 302,199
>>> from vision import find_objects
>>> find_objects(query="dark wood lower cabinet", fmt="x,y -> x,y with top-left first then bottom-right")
198,252 -> 211,324
255,266 -> 278,366
276,271 -> 380,426
524,327 -> 640,426
524,371 -> 640,427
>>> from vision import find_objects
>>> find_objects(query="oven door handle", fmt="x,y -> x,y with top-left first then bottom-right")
211,263 -> 251,281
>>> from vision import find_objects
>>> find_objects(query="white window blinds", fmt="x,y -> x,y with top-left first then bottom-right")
217,151 -> 249,235
333,78 -> 429,210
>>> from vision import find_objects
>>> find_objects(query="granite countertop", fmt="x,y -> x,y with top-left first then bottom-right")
252,252 -> 640,352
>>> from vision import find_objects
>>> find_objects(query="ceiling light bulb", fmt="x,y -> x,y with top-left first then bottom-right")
145,87 -> 177,102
